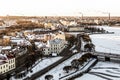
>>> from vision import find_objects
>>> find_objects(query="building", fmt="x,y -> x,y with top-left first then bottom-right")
44,34 -> 53,41
0,54 -> 15,74
54,31 -> 66,40
44,31 -> 66,41
41,39 -> 67,55
68,26 -> 84,32
44,23 -> 52,29
3,36 -> 10,46
10,37 -> 31,46
0,36 -> 2,46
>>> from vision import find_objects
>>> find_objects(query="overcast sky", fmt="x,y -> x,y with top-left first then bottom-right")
0,0 -> 120,16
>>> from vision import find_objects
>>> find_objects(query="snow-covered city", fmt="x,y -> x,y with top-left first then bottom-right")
1,16 -> 120,80
1,0 -> 120,80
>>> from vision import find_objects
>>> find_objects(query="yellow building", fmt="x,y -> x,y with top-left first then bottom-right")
3,36 -> 10,46
54,31 -> 66,40
0,54 -> 15,74
44,23 -> 52,29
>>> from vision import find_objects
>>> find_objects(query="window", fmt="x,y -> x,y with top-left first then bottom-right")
13,64 -> 15,68
13,59 -> 14,62
9,61 -> 10,64
3,65 -> 5,68
42,49 -> 45,51
11,60 -> 12,63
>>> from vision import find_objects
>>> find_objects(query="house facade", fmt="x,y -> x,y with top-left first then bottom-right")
42,39 -> 66,55
0,54 -> 15,74
68,26 -> 84,32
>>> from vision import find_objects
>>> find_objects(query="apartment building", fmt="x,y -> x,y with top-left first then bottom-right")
0,54 -> 15,74
42,38 -> 66,55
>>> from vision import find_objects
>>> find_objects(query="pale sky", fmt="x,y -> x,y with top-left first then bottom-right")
0,0 -> 120,16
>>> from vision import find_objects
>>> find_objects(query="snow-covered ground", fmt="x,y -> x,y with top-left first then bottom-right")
36,53 -> 82,80
75,61 -> 120,80
75,26 -> 120,80
90,26 -> 120,54
62,58 -> 97,80
75,73 -> 105,80
11,57 -> 62,80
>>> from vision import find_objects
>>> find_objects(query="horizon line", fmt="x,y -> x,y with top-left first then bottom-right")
0,15 -> 120,18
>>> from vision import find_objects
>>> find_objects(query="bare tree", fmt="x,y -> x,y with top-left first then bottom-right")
45,75 -> 53,80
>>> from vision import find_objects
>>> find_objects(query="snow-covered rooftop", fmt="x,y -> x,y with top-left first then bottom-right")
0,54 -> 7,60
0,54 -> 8,65
35,42 -> 46,48
2,46 -> 11,50
48,38 -> 63,44
11,38 -> 31,46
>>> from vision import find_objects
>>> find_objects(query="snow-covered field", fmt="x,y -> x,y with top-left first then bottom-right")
37,53 -> 82,80
75,61 -> 120,80
90,26 -> 120,54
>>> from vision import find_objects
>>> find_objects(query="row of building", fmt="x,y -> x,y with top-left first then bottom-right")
0,30 -> 67,74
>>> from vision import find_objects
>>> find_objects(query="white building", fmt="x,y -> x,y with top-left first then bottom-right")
0,54 -> 15,74
41,39 -> 67,55
68,26 -> 84,32
10,37 -> 31,46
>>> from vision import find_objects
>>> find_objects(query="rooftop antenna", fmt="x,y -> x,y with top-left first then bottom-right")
102,12 -> 110,20
78,12 -> 83,20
